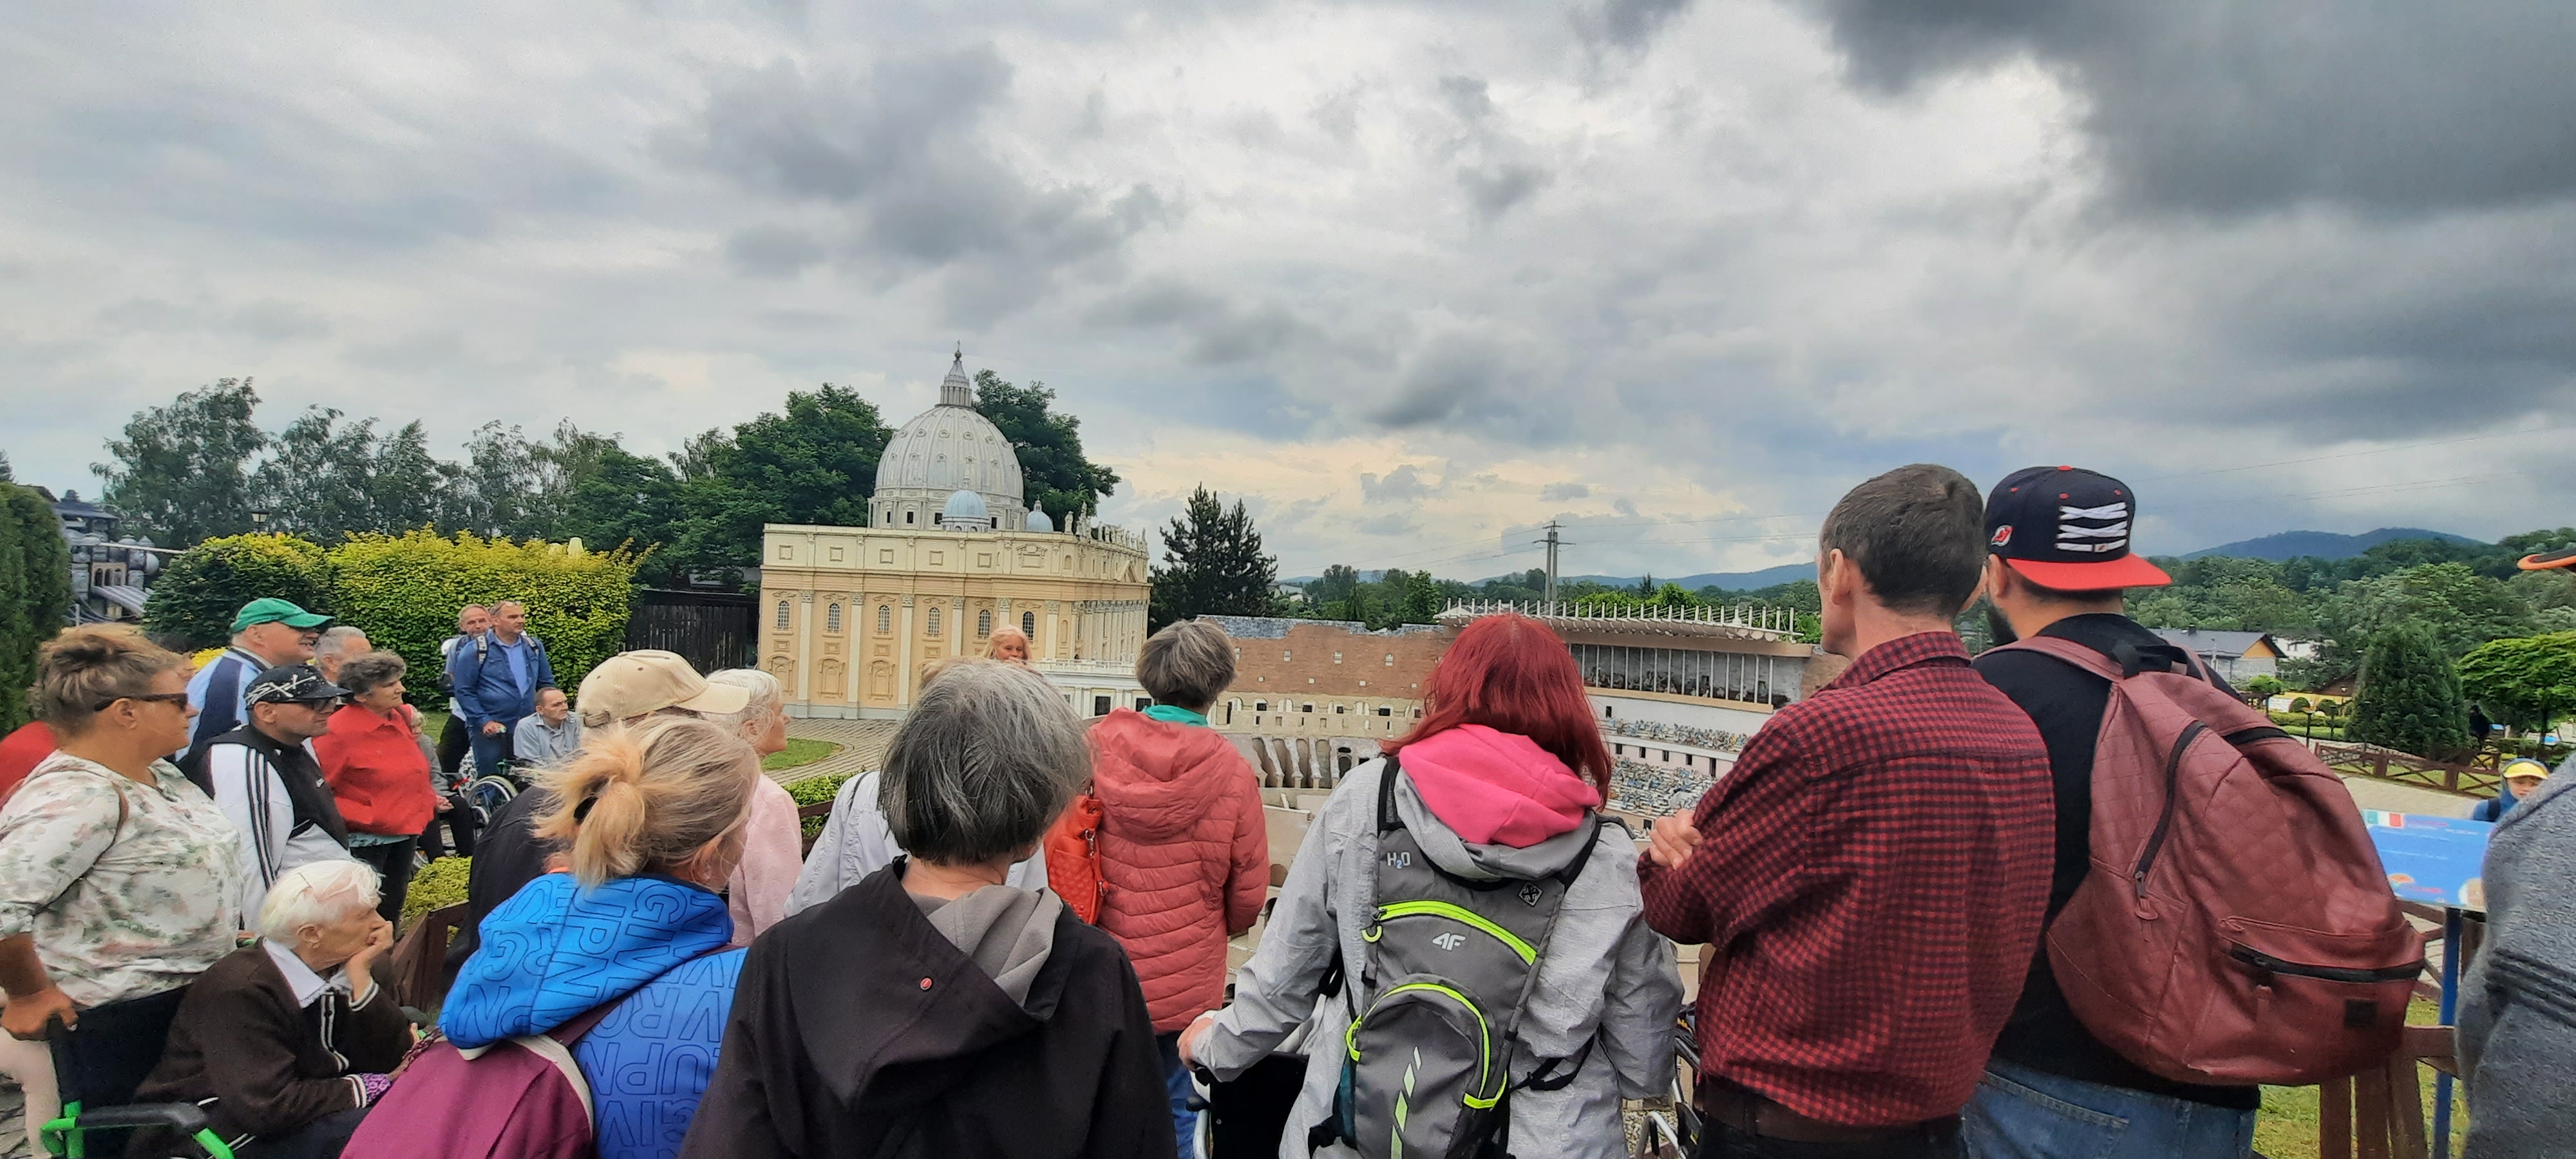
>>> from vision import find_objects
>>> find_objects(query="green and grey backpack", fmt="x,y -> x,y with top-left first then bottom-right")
1312,755 -> 1601,1159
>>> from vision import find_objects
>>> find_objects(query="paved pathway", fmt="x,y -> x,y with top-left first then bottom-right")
776,718 -> 898,786
1,1078 -> 26,1159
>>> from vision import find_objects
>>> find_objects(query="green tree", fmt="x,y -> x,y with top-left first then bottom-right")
92,378 -> 267,545
2244,674 -> 2288,699
2349,625 -> 2474,760
0,482 -> 73,729
252,406 -> 384,540
1150,486 -> 1279,630
1307,564 -> 1363,608
694,385 -> 891,565
560,446 -> 687,585
973,370 -> 1121,520
2458,633 -> 2576,733
144,534 -> 336,651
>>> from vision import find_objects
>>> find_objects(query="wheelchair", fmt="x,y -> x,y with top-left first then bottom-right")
37,986 -> 234,1158
1634,1010 -> 1700,1159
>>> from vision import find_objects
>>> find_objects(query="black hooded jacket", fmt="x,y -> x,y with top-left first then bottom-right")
679,862 -> 1176,1159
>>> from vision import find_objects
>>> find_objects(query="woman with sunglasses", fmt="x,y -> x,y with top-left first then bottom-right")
0,626 -> 245,1154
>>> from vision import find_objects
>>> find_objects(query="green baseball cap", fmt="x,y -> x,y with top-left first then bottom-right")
231,598 -> 332,634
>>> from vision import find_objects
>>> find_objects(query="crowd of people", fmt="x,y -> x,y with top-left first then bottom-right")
0,462 -> 2562,1158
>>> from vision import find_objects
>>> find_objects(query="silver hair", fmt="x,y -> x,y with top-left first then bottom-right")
256,859 -> 382,941
314,625 -> 370,660
1136,619 -> 1235,711
880,661 -> 1088,865
701,668 -> 784,747
336,651 -> 408,699
492,599 -> 526,614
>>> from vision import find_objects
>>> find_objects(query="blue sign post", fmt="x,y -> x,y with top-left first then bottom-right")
2362,810 -> 2492,1158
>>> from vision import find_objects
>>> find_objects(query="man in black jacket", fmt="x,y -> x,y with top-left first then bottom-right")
1964,466 -> 2259,1158
200,664 -> 355,925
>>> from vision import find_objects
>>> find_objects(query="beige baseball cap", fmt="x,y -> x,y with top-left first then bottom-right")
576,650 -> 751,726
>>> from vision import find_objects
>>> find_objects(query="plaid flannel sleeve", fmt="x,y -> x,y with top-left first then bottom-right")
1640,710 -> 1822,948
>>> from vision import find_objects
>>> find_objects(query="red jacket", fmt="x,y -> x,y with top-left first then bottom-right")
313,704 -> 440,837
0,721 -> 56,805
1088,709 -> 1269,1032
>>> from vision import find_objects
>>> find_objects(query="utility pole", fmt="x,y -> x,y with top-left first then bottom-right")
1535,521 -> 1569,605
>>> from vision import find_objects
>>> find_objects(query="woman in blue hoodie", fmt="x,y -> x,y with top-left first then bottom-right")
433,715 -> 761,1159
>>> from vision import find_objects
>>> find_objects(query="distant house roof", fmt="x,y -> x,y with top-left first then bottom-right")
2152,628 -> 2282,659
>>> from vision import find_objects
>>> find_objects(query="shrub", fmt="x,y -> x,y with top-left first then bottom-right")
2351,625 -> 2474,761
786,770 -> 855,842
143,533 -> 333,650
0,484 -> 72,730
2458,632 -> 2576,733
403,854 -> 472,930
328,531 -> 642,706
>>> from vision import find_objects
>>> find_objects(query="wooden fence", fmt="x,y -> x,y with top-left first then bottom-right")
2315,740 -> 2501,798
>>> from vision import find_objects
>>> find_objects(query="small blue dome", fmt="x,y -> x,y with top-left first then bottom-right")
940,489 -> 990,526
1027,502 -> 1054,533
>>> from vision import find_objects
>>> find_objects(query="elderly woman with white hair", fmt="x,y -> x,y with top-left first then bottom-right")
683,661 -> 1173,1158
703,668 -> 804,944
129,859 -> 407,1158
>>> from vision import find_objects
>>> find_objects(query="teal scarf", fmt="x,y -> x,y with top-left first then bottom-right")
1142,704 -> 1208,728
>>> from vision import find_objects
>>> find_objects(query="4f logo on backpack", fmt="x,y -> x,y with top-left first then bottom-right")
1383,851 -> 1411,869
1432,932 -> 1465,950
1518,883 -> 1543,907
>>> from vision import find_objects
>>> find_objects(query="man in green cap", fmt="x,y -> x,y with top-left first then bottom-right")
180,597 -> 334,771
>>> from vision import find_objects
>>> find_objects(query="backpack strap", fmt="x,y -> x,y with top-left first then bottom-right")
1993,634 -> 2210,683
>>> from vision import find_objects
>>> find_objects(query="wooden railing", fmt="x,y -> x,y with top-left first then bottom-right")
2315,741 -> 2501,798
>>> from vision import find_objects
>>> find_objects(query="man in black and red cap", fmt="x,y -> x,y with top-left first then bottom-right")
1964,466 -> 2259,1157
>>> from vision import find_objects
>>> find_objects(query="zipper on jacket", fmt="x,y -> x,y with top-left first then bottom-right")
2228,944 -> 2425,984
2134,721 -> 2206,898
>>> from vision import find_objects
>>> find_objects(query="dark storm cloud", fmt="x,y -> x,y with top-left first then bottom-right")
1360,464 -> 1435,504
669,48 -> 1174,322
1081,279 -> 1326,366
1808,0 -> 2576,217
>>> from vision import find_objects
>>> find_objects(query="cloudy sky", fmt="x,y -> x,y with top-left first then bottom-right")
5,1 -> 2572,580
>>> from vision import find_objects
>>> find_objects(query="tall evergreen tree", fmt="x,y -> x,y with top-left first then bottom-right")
0,481 -> 73,729
92,377 -> 267,545
1150,486 -> 1278,630
2349,623 -> 2474,760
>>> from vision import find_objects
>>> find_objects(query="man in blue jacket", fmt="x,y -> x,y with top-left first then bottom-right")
450,599 -> 554,778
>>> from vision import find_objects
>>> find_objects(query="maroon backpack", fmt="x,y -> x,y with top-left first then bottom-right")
1996,635 -> 2425,1086
343,1003 -> 616,1159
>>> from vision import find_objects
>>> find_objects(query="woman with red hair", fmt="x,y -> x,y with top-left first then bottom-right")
1180,614 -> 1681,1159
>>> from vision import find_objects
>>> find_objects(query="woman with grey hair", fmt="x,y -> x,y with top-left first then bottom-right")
683,661 -> 1174,1158
315,652 -> 440,921
129,858 -> 409,1157
704,668 -> 804,943
1087,618 -> 1271,1154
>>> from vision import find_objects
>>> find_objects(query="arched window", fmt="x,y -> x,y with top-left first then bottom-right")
775,601 -> 790,630
978,609 -> 993,637
1021,610 -> 1036,637
927,607 -> 942,636
826,603 -> 842,633
877,605 -> 891,634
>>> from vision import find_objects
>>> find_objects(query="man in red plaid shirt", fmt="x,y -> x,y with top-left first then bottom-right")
1642,464 -> 2056,1159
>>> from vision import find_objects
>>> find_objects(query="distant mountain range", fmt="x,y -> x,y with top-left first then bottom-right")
1282,528 -> 2477,592
2176,527 -> 2481,561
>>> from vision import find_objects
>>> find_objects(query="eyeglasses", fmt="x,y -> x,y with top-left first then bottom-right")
91,692 -> 191,712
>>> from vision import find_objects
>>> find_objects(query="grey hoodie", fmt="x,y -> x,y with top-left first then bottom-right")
1197,758 -> 1684,1159
2461,773 -> 2576,1158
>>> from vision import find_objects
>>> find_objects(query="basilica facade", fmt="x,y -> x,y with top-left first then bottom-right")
760,353 -> 1153,719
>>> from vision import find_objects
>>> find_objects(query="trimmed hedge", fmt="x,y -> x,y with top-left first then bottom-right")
787,770 -> 855,842
0,484 -> 73,730
143,533 -> 334,651
330,531 -> 643,704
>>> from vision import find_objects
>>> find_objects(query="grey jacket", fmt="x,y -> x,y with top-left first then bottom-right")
1198,759 -> 1683,1159
2461,773 -> 2576,1158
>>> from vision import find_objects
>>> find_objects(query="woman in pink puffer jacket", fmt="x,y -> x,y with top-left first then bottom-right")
1089,619 -> 1269,1156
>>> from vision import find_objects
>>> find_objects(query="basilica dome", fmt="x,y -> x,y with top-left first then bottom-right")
870,352 -> 1027,532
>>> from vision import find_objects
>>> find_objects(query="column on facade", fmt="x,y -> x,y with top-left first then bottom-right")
898,595 -> 917,707
794,590 -> 816,703
1043,600 -> 1062,661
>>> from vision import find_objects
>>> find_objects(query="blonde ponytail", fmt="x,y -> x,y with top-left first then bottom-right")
535,715 -> 759,888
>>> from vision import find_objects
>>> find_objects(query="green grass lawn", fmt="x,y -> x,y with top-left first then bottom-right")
764,737 -> 840,772
2251,997 -> 2465,1158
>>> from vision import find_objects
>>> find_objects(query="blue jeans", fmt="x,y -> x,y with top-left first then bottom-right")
468,721 -> 515,781
1963,1058 -> 2255,1159
1155,1031 -> 1197,1158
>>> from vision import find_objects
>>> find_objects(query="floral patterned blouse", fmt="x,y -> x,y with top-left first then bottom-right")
0,752 -> 244,1007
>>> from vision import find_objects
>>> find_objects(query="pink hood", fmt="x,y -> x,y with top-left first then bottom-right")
1397,724 -> 1601,847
